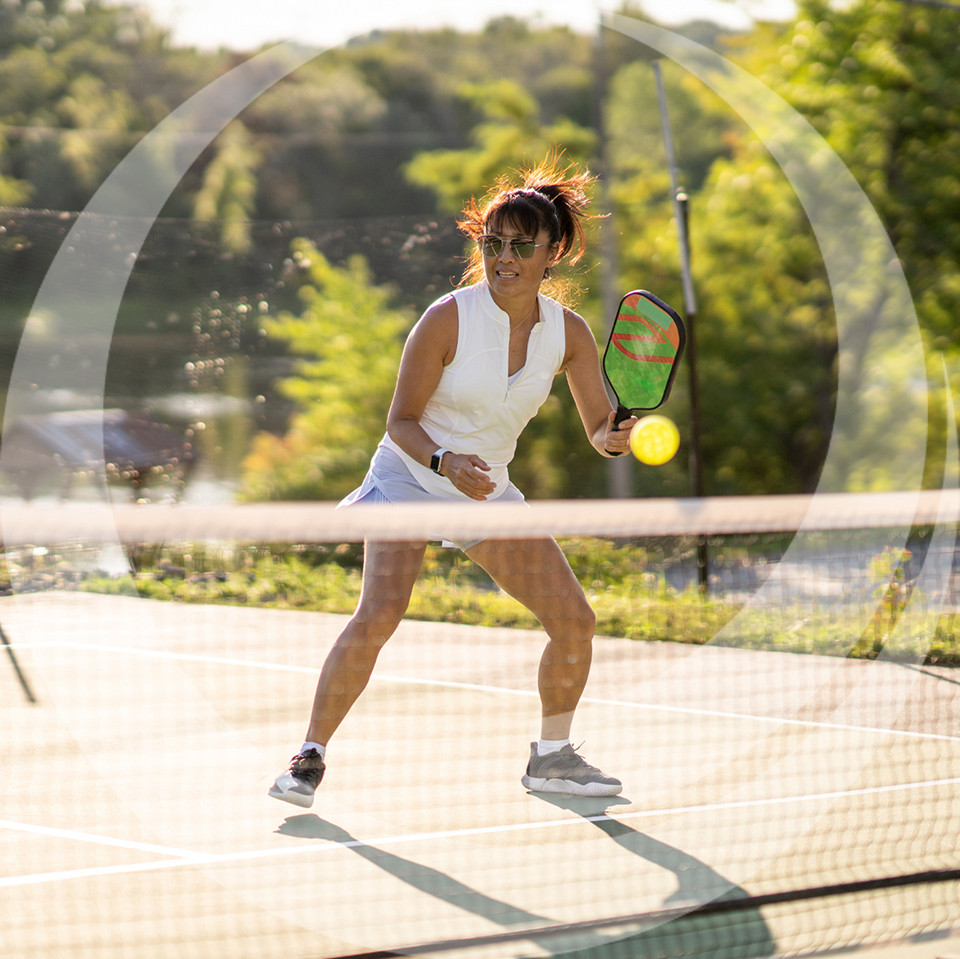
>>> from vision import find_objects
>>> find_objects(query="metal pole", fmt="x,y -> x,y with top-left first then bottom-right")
653,62 -> 696,317
652,59 -> 708,589
1,621 -> 37,704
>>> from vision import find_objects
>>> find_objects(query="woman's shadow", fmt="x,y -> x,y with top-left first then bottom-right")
276,813 -> 549,929
530,793 -> 776,959
276,798 -> 775,959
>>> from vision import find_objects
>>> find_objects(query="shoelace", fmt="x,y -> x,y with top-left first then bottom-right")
546,745 -> 599,773
554,754 -> 599,773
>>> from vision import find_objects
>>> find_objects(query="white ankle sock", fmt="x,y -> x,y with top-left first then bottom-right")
300,741 -> 326,759
537,739 -> 570,756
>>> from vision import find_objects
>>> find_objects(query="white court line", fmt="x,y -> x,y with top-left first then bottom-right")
47,640 -> 960,744
3,774 -> 960,890
0,819 -> 197,857
1,642 -> 62,651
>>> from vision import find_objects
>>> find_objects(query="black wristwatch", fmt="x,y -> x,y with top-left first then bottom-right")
430,448 -> 451,474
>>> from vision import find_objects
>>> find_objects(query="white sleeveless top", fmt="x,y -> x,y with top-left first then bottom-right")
379,280 -> 566,501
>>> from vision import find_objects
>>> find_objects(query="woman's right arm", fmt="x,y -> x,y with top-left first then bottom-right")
386,297 -> 497,501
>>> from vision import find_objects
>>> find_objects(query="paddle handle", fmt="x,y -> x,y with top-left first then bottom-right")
607,403 -> 633,457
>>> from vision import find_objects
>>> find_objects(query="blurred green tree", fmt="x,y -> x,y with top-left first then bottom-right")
193,120 -> 260,256
240,240 -> 414,501
770,0 -> 960,488
0,131 -> 30,206
611,0 -> 960,494
0,0 -> 222,212
405,79 -> 596,213
8,0 -> 956,498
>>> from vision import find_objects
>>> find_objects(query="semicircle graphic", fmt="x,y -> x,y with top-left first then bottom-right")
604,12 -> 928,640
0,41 -> 324,564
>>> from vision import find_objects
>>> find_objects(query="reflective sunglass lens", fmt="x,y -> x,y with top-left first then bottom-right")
480,237 -> 536,258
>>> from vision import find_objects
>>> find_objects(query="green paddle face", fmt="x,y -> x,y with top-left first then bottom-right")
602,290 -> 686,416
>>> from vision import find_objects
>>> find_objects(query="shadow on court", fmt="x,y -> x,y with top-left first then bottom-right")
276,814 -> 550,928
277,801 -> 776,959
893,661 -> 960,688
534,794 -> 777,959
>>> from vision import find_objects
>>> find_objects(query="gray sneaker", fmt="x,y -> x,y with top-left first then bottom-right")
268,748 -> 325,807
521,742 -> 622,797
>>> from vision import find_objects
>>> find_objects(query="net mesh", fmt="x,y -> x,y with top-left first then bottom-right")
2,495 -> 960,959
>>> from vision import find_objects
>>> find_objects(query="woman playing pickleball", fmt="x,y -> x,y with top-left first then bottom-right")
270,158 -> 637,806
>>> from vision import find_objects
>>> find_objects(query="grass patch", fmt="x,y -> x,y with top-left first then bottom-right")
8,537 -> 959,666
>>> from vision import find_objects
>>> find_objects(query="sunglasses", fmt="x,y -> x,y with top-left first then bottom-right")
478,235 -> 548,259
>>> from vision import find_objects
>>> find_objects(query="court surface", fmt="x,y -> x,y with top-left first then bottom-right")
2,591 -> 960,959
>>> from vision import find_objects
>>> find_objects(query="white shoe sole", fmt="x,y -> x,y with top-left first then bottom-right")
521,774 -> 622,797
268,774 -> 316,807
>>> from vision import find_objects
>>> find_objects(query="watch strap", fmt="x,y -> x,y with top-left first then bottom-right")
430,448 -> 451,474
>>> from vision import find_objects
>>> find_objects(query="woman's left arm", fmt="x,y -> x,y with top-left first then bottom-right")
561,310 -> 637,457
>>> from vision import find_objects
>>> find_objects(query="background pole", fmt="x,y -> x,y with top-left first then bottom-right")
652,59 -> 708,589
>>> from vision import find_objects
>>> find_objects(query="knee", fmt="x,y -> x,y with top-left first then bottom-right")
351,593 -> 409,642
569,597 -> 596,641
545,597 -> 595,645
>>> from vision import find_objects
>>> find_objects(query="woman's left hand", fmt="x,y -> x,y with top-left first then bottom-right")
602,411 -> 637,456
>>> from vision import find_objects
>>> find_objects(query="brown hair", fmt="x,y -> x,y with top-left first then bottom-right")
457,157 -> 597,305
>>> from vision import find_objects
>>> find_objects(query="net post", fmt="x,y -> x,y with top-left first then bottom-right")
1,621 -> 37,705
0,544 -> 37,703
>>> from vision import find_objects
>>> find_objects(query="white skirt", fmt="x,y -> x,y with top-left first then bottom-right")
338,446 -> 525,551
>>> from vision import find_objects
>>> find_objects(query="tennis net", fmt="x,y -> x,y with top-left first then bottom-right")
1,490 -> 959,959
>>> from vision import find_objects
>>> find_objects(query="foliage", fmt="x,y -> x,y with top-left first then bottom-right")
609,19 -> 838,495
0,0 -> 224,212
857,544 -> 914,652
68,536 -> 960,666
240,60 -> 396,221
607,57 -> 736,195
405,79 -> 596,213
691,148 -> 839,494
237,18 -> 597,221
0,131 -> 30,205
193,120 -> 260,255
239,240 -> 414,500
771,0 -> 960,490
610,0 -> 960,495
4,1 -> 960,501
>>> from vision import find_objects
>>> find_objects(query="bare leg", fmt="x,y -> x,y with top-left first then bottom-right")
465,537 -> 595,741
306,539 -> 427,745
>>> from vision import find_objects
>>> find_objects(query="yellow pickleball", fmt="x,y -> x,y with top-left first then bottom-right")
629,414 -> 680,465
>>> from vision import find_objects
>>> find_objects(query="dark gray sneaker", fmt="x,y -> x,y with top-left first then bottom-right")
521,742 -> 622,797
268,748 -> 325,807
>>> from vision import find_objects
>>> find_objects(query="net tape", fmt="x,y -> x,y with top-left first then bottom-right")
1,490 -> 958,547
